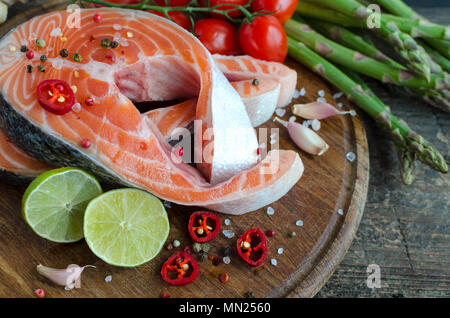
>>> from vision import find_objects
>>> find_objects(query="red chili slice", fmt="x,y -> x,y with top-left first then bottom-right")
188,211 -> 221,243
236,228 -> 267,267
36,79 -> 75,115
161,251 -> 199,286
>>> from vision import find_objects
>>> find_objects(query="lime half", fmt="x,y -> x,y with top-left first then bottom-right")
84,189 -> 170,267
22,167 -> 103,243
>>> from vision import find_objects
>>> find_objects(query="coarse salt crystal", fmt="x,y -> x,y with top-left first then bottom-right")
126,31 -> 133,38
9,46 -> 16,52
289,116 -> 296,123
105,275 -> 112,283
318,90 -> 325,97
337,102 -> 343,108
223,256 -> 231,264
50,28 -> 62,37
346,152 -> 356,162
316,97 -> 327,103
277,248 -> 284,255
296,220 -> 303,227
302,120 -> 312,128
299,88 -> 306,96
311,119 -> 321,131
266,206 -> 275,215
259,142 -> 266,150
163,201 -> 172,208
113,24 -> 122,31
269,139 -> 277,145
271,259 -> 278,266
349,110 -> 357,116
223,229 -> 235,238
338,209 -> 344,215
224,218 -> 231,226
71,103 -> 81,113
333,92 -> 344,99
275,108 -> 286,117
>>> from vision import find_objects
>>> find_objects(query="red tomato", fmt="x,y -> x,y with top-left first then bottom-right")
199,0 -> 246,19
146,10 -> 191,30
154,0 -> 191,5
250,0 -> 298,24
194,19 -> 241,55
239,15 -> 287,62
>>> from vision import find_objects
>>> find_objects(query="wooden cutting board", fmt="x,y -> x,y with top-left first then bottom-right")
0,0 -> 369,298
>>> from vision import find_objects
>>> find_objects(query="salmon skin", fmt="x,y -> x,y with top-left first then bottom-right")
0,8 -> 303,214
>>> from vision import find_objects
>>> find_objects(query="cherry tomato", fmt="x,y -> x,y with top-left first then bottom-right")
239,15 -> 287,62
199,0 -> 247,19
146,10 -> 191,30
250,0 -> 298,24
154,0 -> 191,6
194,19 -> 240,55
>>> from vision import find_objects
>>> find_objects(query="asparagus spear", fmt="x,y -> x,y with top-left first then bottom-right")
284,19 -> 447,91
304,0 -> 440,81
305,18 -> 406,70
420,40 -> 450,73
287,36 -> 448,175
370,0 -> 450,59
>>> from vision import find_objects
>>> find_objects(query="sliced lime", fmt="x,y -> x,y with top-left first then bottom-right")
22,167 -> 102,243
83,189 -> 170,267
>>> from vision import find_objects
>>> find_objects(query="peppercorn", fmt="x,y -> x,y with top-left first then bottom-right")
219,273 -> 230,284
110,41 -> 119,49
172,240 -> 180,248
37,65 -> 45,73
101,38 -> 111,49
201,243 -> 210,253
252,78 -> 259,86
266,229 -> 275,237
34,288 -> 45,298
72,53 -> 82,62
81,138 -> 91,149
212,256 -> 222,266
245,291 -> 254,298
20,45 -> 28,52
192,242 -> 202,253
85,97 -> 95,106
26,51 -> 34,60
36,39 -> 46,48
60,49 -> 69,58
166,243 -> 173,251
221,247 -> 230,257
289,231 -> 297,238
40,55 -> 47,62
26,65 -> 33,73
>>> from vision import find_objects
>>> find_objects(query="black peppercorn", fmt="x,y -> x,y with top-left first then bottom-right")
26,65 -> 33,73
60,49 -> 69,58
110,41 -> 119,49
20,45 -> 28,52
40,55 -> 47,62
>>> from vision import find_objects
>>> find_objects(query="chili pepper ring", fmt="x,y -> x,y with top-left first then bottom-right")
161,251 -> 199,286
188,211 -> 221,243
236,228 -> 267,267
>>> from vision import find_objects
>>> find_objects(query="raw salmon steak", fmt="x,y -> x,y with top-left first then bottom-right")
0,8 -> 303,214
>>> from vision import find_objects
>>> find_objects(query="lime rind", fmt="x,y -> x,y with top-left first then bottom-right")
83,188 -> 170,267
22,167 -> 102,243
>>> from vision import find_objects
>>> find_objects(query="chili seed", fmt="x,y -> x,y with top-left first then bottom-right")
101,38 -> 111,49
40,55 -> 47,62
196,228 -> 204,235
110,41 -> 119,49
219,273 -> 229,284
60,49 -> 69,57
221,247 -> 230,257
26,65 -> 33,73
26,51 -> 34,59
166,243 -> 173,251
212,256 -> 222,266
36,39 -> 46,48
34,288 -> 45,298
72,53 -> 82,62
20,45 -> 28,52
37,65 -> 45,73
182,263 -> 189,271
192,242 -> 202,254
252,78 -> 259,86
265,229 -> 275,237
81,139 -> 91,149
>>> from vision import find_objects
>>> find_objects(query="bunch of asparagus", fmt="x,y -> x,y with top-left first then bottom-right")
286,0 -> 448,184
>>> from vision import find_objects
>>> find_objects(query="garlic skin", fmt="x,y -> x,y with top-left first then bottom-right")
37,264 -> 95,290
274,117 -> 329,156
292,102 -> 352,120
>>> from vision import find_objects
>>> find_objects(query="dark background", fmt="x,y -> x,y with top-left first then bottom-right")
406,0 -> 449,6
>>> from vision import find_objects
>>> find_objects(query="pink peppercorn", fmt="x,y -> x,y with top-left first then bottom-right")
93,14 -> 102,23
183,245 -> 192,255
34,288 -> 45,298
26,51 -> 34,59
219,273 -> 230,284
162,293 -> 171,298
85,97 -> 94,106
81,138 -> 91,149
265,229 -> 275,237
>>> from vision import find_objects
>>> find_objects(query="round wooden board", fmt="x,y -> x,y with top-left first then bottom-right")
0,1 -> 369,298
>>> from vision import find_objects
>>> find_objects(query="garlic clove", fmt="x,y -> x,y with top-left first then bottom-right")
292,102 -> 352,120
274,117 -> 329,156
37,264 -> 95,289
